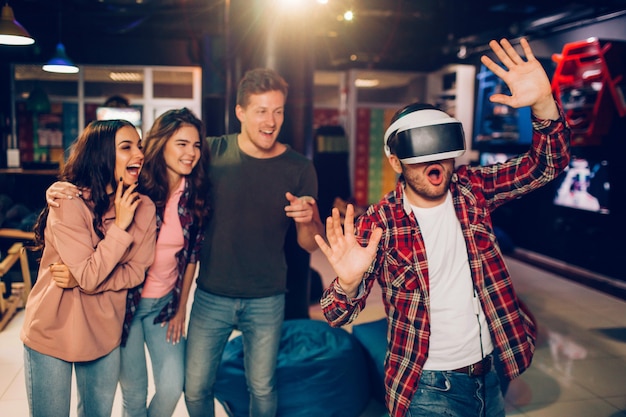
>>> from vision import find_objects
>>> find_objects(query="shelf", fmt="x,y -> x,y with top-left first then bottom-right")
0,169 -> 59,176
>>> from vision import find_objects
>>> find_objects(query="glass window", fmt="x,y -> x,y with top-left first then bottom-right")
84,67 -> 144,101
14,65 -> 79,100
153,69 -> 194,99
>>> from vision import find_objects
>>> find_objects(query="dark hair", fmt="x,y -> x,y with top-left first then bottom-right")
33,119 -> 137,248
103,95 -> 130,108
139,108 -> 211,229
389,103 -> 439,125
236,68 -> 289,108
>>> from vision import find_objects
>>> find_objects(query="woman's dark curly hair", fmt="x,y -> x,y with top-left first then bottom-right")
33,119 -> 137,249
139,108 -> 211,229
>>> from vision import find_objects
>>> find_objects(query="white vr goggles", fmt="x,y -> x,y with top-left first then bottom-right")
384,103 -> 466,164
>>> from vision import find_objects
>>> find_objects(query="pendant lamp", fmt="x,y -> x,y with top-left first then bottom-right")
42,11 -> 78,74
0,3 -> 35,45
43,42 -> 79,73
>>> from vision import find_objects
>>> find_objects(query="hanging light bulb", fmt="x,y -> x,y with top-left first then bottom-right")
0,3 -> 35,45
43,42 -> 79,73
42,10 -> 79,74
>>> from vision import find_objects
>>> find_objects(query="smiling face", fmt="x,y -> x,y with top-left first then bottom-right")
163,123 -> 201,182
114,125 -> 144,187
235,90 -> 286,158
388,154 -> 454,208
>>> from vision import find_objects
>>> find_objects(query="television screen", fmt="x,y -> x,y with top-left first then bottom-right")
553,156 -> 610,214
473,60 -> 555,147
474,65 -> 532,145
479,151 -> 515,166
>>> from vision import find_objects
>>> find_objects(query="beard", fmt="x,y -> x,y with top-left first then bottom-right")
402,161 -> 454,204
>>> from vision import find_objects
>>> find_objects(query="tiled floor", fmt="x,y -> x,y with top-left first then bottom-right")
2,249 -> 626,416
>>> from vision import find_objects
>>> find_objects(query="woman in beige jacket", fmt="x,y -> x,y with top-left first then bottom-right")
20,119 -> 156,417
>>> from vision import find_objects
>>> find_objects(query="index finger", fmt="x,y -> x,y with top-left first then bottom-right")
124,183 -> 140,201
285,192 -> 299,204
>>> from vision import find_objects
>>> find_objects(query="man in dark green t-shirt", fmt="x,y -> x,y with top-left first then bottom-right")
184,68 -> 325,417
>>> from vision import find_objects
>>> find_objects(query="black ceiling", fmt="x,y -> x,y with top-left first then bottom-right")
6,0 -> 626,73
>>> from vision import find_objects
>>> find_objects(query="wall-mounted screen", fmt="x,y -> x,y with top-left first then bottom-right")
474,65 -> 532,146
479,151 -> 515,166
474,60 -> 555,148
96,107 -> 142,136
553,156 -> 610,214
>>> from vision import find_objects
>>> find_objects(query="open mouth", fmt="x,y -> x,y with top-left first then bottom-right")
126,163 -> 142,177
425,164 -> 444,186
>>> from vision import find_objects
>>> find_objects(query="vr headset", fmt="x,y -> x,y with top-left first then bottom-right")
384,103 -> 466,164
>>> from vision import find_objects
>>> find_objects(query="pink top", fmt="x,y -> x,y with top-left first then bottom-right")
21,192 -> 156,362
142,178 -> 185,298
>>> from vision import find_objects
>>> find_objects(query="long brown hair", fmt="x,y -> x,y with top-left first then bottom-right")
33,119 -> 137,249
139,108 -> 211,229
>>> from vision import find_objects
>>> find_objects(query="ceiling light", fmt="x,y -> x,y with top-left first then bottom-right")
43,11 -> 79,74
43,43 -> 79,74
355,78 -> 380,88
0,3 -> 35,45
109,71 -> 143,82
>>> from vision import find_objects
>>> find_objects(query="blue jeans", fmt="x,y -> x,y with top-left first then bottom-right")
119,293 -> 185,417
184,289 -> 284,417
407,364 -> 505,417
23,344 -> 120,417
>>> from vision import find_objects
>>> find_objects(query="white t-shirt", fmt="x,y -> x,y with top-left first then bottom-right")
410,191 -> 493,370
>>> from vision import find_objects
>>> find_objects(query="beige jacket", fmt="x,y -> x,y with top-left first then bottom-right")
21,193 -> 156,362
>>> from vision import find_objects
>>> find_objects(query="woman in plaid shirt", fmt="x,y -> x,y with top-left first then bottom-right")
316,38 -> 570,417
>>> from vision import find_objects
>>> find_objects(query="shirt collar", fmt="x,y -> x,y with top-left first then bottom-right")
172,176 -> 186,198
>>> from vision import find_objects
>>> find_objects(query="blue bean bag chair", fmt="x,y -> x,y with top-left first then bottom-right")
351,318 -> 388,405
215,319 -> 371,417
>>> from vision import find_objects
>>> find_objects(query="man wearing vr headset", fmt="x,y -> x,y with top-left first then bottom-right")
315,38 -> 570,417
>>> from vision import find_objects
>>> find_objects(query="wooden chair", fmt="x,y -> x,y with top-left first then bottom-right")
0,229 -> 34,331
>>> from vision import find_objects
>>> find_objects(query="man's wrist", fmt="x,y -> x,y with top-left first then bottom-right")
337,278 -> 361,299
531,97 -> 559,121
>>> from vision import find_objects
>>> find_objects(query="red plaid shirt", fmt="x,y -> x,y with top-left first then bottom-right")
321,112 -> 570,417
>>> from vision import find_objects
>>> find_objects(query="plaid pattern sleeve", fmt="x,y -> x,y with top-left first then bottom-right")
462,108 -> 570,211
121,285 -> 143,346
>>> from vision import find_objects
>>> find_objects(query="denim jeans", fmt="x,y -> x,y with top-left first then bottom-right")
184,289 -> 284,417
23,344 -> 120,417
407,364 -> 505,417
119,292 -> 185,417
